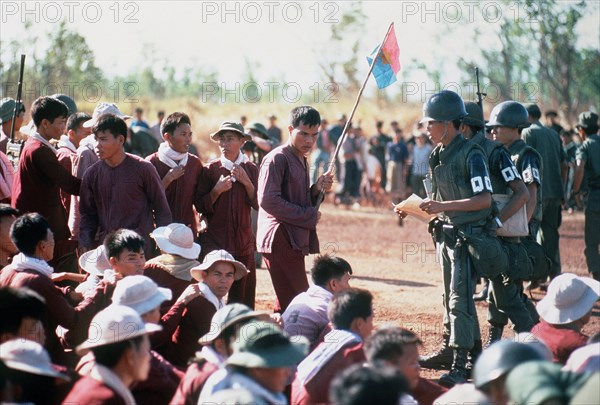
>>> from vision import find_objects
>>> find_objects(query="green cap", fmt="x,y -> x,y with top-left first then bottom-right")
210,121 -> 251,141
226,321 -> 308,368
246,121 -> 268,138
0,97 -> 24,124
577,111 -> 599,131
51,94 -> 77,115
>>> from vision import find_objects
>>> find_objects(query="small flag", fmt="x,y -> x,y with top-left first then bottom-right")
366,25 -> 401,89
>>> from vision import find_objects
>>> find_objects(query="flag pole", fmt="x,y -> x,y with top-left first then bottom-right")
316,21 -> 395,210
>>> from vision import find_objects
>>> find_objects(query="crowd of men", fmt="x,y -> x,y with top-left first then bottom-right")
0,91 -> 598,404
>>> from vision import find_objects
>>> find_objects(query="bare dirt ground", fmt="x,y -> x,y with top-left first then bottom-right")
254,202 -> 599,381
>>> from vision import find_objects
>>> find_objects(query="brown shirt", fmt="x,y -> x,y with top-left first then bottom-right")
256,145 -> 320,255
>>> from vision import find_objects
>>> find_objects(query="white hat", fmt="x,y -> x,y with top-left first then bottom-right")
151,224 -> 201,260
83,102 -> 132,128
76,305 -> 162,355
0,339 -> 69,380
78,245 -> 111,276
19,119 -> 35,136
112,275 -> 172,315
537,273 -> 600,324
563,342 -> 600,373
191,249 -> 249,282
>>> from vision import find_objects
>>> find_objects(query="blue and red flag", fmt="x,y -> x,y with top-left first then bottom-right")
366,24 -> 401,89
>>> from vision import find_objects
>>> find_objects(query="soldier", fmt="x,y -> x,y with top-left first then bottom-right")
522,104 -> 567,282
573,112 -> 600,281
0,97 -> 26,153
412,90 -> 494,387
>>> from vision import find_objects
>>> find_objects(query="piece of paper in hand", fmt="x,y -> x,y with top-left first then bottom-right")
393,193 -> 438,223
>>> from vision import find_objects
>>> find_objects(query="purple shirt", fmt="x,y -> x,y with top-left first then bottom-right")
256,145 -> 320,255
79,153 -> 172,249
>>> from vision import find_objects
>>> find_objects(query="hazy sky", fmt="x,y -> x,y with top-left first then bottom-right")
1,1 -> 599,100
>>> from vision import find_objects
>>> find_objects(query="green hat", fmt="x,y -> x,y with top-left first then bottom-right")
226,321 -> 309,368
51,94 -> 77,115
198,303 -> 269,345
420,90 -> 467,123
210,121 -> 251,141
577,111 -> 599,131
462,102 -> 485,127
0,97 -> 24,124
246,121 -> 268,138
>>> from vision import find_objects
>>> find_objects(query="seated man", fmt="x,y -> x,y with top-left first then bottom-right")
198,320 -> 308,404
171,303 -> 269,405
365,327 -> 447,405
532,273 -> 600,364
163,249 -> 249,368
0,286 -> 46,345
283,254 -> 352,349
329,364 -> 409,405
292,288 -> 374,405
63,305 -> 161,404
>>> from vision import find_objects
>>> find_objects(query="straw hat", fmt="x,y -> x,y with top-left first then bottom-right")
190,250 -> 249,281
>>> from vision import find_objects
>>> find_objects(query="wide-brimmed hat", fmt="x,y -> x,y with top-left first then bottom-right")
0,339 -> 69,380
112,275 -> 172,316
226,321 -> 309,368
151,223 -> 201,260
83,102 -> 132,128
210,121 -> 250,141
198,303 -> 270,345
246,121 -> 268,138
78,245 -> 111,276
76,305 -> 162,355
190,249 -> 249,281
536,273 -> 600,325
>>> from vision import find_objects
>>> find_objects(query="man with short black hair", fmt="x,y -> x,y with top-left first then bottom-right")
0,286 -> 46,345
330,364 -> 409,405
283,254 -> 352,347
292,288 -> 373,404
11,96 -> 81,273
79,114 -> 172,257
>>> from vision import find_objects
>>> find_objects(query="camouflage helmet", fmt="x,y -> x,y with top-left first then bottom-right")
487,101 -> 530,129
51,94 -> 77,115
420,90 -> 467,124
462,102 -> 485,127
473,340 -> 547,389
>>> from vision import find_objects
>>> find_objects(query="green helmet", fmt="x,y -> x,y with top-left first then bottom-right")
51,94 -> 77,115
473,340 -> 547,389
462,102 -> 484,127
420,90 -> 467,123
487,101 -> 530,129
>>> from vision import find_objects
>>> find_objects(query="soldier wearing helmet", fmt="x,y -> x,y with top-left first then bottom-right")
410,90 -> 493,387
462,102 -> 537,350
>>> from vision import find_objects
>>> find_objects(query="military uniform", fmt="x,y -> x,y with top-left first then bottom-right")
522,117 -> 566,277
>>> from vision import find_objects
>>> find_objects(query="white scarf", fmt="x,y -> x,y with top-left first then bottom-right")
296,329 -> 361,384
220,151 -> 249,173
199,282 -> 225,310
79,134 -> 97,151
57,134 -> 77,152
157,142 -> 188,169
89,364 -> 136,405
10,252 -> 54,278
199,368 -> 288,405
0,151 -> 14,201
197,345 -> 226,366
29,131 -> 58,155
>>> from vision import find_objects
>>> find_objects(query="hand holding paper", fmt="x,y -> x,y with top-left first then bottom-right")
393,193 -> 438,223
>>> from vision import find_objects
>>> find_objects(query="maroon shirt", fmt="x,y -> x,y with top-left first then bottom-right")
79,153 -> 172,250
146,153 -> 204,236
412,377 -> 447,405
196,159 -> 258,257
170,359 -> 219,405
256,145 -> 321,255
144,259 -> 194,314
11,138 -> 81,241
133,350 -> 184,405
63,375 -> 127,405
56,145 -> 75,220
532,320 -> 589,364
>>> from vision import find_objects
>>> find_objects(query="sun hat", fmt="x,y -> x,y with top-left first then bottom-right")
190,249 -> 249,281
78,245 -> 111,276
76,305 -> 162,355
209,121 -> 250,141
198,303 -> 270,345
112,275 -> 172,316
151,223 -> 201,260
226,321 -> 309,368
83,102 -> 132,128
536,273 -> 600,325
246,122 -> 268,138
0,339 -> 69,380
563,342 -> 600,373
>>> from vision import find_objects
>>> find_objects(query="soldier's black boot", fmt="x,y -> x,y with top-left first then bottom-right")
466,339 -> 482,378
438,348 -> 469,388
484,324 -> 504,348
419,334 -> 452,370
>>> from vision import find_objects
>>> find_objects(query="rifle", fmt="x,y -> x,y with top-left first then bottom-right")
6,54 -> 26,169
475,67 -> 486,116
